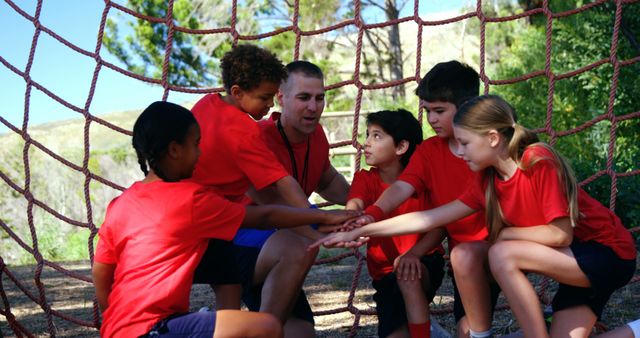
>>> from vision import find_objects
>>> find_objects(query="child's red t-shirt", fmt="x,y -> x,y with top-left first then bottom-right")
398,136 -> 488,248
349,168 -> 444,280
95,181 -> 245,337
189,93 -> 289,203
458,145 -> 636,260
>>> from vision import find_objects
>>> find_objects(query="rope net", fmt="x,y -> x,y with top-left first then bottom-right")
0,0 -> 638,336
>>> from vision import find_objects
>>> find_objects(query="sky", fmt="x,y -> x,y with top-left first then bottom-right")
0,0 -> 468,133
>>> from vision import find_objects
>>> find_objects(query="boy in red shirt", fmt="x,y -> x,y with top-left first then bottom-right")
349,61 -> 494,338
188,45 -> 329,325
347,109 -> 446,338
234,61 -> 350,337
92,101 -> 358,338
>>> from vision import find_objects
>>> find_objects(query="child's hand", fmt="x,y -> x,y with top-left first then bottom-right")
308,231 -> 369,250
321,209 -> 362,226
340,214 -> 375,231
393,251 -> 422,281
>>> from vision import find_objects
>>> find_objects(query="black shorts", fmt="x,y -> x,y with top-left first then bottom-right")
193,239 -> 241,285
552,241 -> 636,318
450,270 -> 501,323
234,245 -> 315,325
371,253 -> 445,338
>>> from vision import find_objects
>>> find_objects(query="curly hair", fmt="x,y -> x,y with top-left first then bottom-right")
221,44 -> 287,92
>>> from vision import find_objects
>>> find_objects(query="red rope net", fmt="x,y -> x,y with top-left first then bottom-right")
0,0 -> 638,336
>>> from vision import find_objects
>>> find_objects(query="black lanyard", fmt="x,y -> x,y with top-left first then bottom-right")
277,118 -> 310,192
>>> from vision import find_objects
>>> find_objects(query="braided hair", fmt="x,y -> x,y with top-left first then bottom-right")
132,101 -> 197,181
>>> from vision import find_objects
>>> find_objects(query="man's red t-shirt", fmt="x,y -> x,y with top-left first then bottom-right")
234,112 -> 331,246
189,93 -> 289,202
258,112 -> 330,196
399,137 -> 488,248
458,145 -> 636,260
349,168 -> 444,280
95,181 -> 245,337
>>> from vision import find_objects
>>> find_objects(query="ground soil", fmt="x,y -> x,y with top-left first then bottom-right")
1,249 -> 638,337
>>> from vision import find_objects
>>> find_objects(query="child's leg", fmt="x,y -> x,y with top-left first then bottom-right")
193,239 -> 243,310
549,305 -> 596,338
397,264 -> 429,338
397,253 -> 445,338
252,229 -> 317,326
596,319 -> 640,338
450,241 -> 495,335
214,310 -> 283,338
488,241 -> 591,338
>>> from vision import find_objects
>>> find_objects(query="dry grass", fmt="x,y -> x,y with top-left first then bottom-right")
1,249 -> 638,337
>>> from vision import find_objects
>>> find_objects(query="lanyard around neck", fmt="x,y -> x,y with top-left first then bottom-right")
277,118 -> 310,191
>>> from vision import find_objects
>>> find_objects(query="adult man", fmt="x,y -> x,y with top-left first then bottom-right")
235,61 -> 350,337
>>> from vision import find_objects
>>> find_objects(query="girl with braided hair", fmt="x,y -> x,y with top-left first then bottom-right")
92,101 -> 358,338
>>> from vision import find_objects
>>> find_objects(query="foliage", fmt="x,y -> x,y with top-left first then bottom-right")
104,0 -> 216,86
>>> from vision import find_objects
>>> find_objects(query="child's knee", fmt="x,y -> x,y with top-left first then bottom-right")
487,242 -> 518,274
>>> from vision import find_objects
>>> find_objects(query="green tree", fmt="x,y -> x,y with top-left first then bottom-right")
104,0 -> 216,87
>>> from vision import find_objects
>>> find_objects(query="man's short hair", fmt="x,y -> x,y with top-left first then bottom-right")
415,61 -> 479,108
285,61 -> 323,80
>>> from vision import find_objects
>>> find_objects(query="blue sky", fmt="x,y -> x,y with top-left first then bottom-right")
0,0 -> 467,133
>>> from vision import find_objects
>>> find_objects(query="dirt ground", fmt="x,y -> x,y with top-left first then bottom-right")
1,249 -> 639,337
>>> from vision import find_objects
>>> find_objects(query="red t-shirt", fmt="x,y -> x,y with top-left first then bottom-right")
458,145 -> 636,260
95,181 -> 245,337
189,93 -> 289,202
258,112 -> 330,195
349,168 -> 444,280
399,137 -> 488,248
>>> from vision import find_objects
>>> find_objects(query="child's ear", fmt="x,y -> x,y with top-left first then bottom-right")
395,140 -> 410,156
488,130 -> 501,147
229,85 -> 243,100
167,141 -> 181,159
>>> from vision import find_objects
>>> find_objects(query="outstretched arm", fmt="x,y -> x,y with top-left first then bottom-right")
242,204 -> 360,230
311,200 -> 475,248
92,262 -> 116,313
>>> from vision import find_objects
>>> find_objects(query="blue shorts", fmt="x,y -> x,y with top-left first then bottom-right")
193,239 -> 241,285
552,241 -> 636,318
371,253 -> 445,338
143,311 -> 216,338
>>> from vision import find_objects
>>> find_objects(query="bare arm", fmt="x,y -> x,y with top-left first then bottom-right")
496,217 -> 573,247
242,204 -> 360,231
92,262 -> 116,313
311,200 -> 475,248
373,180 -> 415,214
345,198 -> 364,211
315,165 -> 350,205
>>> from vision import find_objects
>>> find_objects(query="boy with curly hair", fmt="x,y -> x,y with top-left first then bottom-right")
188,45 -> 327,329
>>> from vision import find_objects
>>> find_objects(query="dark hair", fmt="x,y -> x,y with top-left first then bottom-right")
366,109 -> 423,167
286,61 -> 323,79
415,60 -> 479,108
221,44 -> 287,92
454,95 -> 578,242
132,101 -> 197,181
